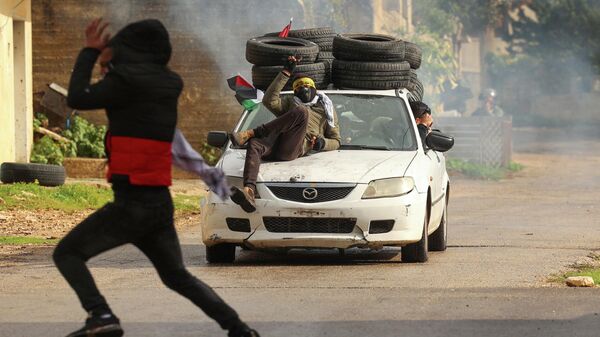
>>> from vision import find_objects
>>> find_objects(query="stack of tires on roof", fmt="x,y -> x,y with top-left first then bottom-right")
245,27 -> 423,101
247,27 -> 335,91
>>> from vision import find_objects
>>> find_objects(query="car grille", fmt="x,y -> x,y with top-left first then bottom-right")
266,184 -> 356,203
226,218 -> 251,232
263,217 -> 357,233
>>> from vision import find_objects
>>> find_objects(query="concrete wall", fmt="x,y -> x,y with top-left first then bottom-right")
0,0 -> 33,164
31,0 -> 303,148
0,12 -> 16,163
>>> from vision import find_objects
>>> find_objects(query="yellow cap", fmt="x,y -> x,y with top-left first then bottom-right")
292,77 -> 316,91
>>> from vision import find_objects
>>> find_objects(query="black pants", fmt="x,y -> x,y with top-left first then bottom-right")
53,186 -> 241,330
244,106 -> 309,187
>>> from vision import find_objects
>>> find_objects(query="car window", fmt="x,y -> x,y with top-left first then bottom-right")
237,93 -> 417,151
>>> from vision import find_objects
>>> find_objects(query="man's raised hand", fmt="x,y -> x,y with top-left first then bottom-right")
283,55 -> 302,75
85,18 -> 111,51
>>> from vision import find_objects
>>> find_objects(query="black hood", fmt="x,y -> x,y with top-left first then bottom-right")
108,19 -> 172,65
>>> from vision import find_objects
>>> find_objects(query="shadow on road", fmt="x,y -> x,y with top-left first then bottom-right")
3,314 -> 600,337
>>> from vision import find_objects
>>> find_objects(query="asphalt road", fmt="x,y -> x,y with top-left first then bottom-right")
1,128 -> 600,337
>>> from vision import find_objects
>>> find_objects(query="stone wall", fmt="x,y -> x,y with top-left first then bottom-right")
32,0 -> 303,148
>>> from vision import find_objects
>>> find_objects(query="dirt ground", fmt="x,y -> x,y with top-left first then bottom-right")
0,179 -> 207,265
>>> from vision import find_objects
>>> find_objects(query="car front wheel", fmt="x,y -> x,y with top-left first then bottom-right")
402,209 -> 429,263
428,199 -> 447,252
206,244 -> 236,264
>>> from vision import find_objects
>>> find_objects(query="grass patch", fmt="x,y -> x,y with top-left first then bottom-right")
173,194 -> 202,212
0,236 -> 59,245
549,253 -> 600,285
563,268 -> 600,285
0,183 -> 112,211
0,183 -> 202,213
447,159 -> 524,180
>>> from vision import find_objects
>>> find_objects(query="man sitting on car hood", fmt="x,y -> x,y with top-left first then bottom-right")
229,56 -> 341,213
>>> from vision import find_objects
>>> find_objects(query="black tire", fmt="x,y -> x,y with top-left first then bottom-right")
428,197 -> 448,251
317,51 -> 334,84
264,27 -> 335,51
333,33 -> 405,62
252,62 -> 328,90
404,41 -> 422,69
405,77 -> 424,102
0,162 -> 66,187
332,60 -> 420,91
206,244 -> 236,263
265,27 -> 335,39
246,36 -> 319,66
402,204 -> 429,263
333,60 -> 412,78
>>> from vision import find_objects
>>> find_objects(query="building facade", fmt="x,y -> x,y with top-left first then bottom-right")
0,0 -> 33,164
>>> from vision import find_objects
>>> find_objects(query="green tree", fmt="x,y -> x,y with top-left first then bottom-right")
504,0 -> 600,92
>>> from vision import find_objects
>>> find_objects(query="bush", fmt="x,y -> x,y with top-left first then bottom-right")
62,116 -> 107,158
199,142 -> 222,166
31,114 -> 106,165
446,158 -> 524,180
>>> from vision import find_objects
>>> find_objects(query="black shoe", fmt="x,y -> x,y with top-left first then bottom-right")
66,313 -> 123,337
230,186 -> 256,213
228,323 -> 260,337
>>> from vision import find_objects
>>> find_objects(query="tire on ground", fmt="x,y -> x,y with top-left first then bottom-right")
252,62 -> 328,91
401,203 -> 429,263
246,36 -> 319,66
205,244 -> 236,263
0,162 -> 66,187
333,33 -> 405,62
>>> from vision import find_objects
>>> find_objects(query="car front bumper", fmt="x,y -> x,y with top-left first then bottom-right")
201,183 -> 427,249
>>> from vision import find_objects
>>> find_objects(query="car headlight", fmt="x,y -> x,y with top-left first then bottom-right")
361,177 -> 415,199
226,176 -> 244,189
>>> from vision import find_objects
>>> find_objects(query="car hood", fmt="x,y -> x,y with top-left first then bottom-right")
220,149 -> 417,183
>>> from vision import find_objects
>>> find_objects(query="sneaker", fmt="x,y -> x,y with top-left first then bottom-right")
228,323 -> 260,337
66,313 -> 123,337
230,186 -> 256,213
230,129 -> 254,146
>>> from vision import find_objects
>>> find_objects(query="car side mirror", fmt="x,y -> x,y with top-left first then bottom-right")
207,131 -> 229,148
426,130 -> 454,152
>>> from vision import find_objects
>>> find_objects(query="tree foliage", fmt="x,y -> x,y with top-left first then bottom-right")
503,0 -> 600,91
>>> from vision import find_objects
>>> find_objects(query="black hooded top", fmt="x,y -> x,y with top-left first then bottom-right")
67,19 -> 183,186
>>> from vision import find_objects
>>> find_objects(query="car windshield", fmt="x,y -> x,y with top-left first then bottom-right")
236,93 -> 417,151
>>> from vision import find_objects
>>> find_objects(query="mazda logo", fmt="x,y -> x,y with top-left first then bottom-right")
302,188 -> 318,200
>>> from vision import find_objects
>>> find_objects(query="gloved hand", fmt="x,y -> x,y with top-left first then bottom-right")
312,136 -> 325,151
283,55 -> 300,74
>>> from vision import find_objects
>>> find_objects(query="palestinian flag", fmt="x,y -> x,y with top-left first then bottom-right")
227,75 -> 264,111
278,18 -> 293,38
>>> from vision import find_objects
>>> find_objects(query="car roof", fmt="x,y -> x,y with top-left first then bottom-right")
280,88 -> 412,98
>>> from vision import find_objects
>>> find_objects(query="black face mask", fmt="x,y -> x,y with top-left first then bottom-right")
294,87 -> 316,103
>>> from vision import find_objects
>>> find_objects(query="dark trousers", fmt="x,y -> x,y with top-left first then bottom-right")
52,187 -> 241,330
244,106 -> 309,187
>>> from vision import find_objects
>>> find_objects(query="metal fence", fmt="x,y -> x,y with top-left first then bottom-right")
435,116 -> 512,167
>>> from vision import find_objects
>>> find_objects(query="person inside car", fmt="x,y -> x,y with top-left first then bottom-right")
409,101 -> 433,149
228,55 -> 341,213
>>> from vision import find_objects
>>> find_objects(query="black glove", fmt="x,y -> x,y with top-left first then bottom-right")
312,137 -> 325,151
283,55 -> 298,73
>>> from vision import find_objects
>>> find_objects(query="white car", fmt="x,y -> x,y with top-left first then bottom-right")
201,88 -> 453,263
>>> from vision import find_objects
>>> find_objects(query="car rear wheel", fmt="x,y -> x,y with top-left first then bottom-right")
402,208 -> 429,263
206,244 -> 236,264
